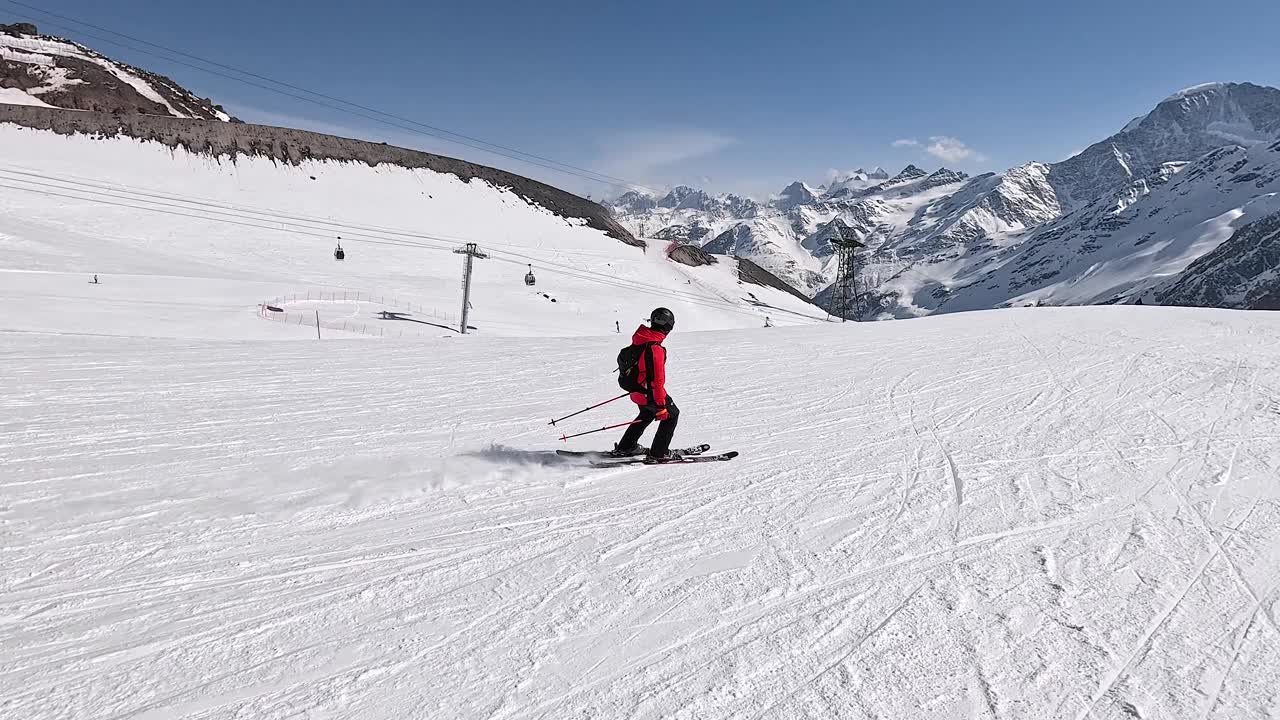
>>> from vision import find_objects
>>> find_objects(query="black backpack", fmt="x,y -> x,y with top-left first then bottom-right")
617,342 -> 657,394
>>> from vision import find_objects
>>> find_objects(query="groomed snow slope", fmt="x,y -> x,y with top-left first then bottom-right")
0,124 -> 823,338
4,307 -> 1280,719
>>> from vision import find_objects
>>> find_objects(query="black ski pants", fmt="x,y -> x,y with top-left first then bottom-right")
618,398 -> 680,456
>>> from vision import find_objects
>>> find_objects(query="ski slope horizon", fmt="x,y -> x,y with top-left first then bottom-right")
4,304 -> 1280,718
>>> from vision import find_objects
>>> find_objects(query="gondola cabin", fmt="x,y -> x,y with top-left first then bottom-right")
334,240 -> 345,261
524,264 -> 536,286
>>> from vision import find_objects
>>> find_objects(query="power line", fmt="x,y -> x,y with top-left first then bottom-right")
485,246 -> 825,322
0,180 -> 450,254
1,1 -> 658,194
0,173 -> 819,321
0,166 -> 799,313
487,254 -> 824,323
0,168 -> 459,253
0,165 -> 620,260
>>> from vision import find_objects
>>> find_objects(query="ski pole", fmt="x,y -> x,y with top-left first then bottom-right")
549,393 -> 629,426
559,419 -> 643,442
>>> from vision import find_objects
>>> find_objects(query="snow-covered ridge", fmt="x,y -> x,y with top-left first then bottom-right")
1164,81 -> 1229,102
1053,82 -> 1280,210
0,23 -> 231,120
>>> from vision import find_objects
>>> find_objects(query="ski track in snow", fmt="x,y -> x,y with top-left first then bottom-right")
3,308 -> 1280,718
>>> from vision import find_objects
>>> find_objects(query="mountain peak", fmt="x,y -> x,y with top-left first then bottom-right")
657,185 -> 697,207
1162,82 -> 1230,103
1057,81 -> 1280,210
882,164 -> 929,187
611,189 -> 657,213
918,167 -> 969,189
781,180 -> 816,191
774,180 -> 819,210
1145,82 -> 1280,138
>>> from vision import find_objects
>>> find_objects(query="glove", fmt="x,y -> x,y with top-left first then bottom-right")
655,408 -> 670,421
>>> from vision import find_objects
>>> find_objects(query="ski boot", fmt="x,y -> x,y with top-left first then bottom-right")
643,449 -> 686,464
608,443 -> 649,459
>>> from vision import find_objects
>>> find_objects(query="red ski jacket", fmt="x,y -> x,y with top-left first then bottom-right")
629,325 -> 669,408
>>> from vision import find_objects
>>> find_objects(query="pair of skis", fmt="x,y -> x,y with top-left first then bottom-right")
557,444 -> 738,467
549,398 -> 736,467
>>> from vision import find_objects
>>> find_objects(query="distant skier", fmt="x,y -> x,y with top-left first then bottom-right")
614,307 -> 681,461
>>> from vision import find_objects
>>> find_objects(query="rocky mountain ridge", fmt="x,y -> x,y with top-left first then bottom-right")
1,23 -> 232,120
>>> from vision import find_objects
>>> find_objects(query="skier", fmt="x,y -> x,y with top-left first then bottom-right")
614,307 -> 681,461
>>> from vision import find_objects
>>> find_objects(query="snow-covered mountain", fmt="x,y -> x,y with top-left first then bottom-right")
1048,82 -> 1280,211
609,168 -> 973,296
0,23 -> 232,120
609,82 -> 1280,318
931,136 -> 1280,314
701,215 -> 827,294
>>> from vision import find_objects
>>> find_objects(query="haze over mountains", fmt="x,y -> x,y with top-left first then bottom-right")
609,82 -> 1280,316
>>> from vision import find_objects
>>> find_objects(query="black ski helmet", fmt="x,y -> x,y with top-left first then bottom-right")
648,307 -> 675,333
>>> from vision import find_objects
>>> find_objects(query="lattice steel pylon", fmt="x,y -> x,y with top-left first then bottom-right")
453,243 -> 488,334
828,225 -> 866,322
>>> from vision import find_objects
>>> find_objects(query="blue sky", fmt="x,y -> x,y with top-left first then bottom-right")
13,0 -> 1280,198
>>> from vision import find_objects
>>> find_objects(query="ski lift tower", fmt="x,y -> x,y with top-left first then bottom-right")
453,243 -> 488,334
829,226 -> 866,322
